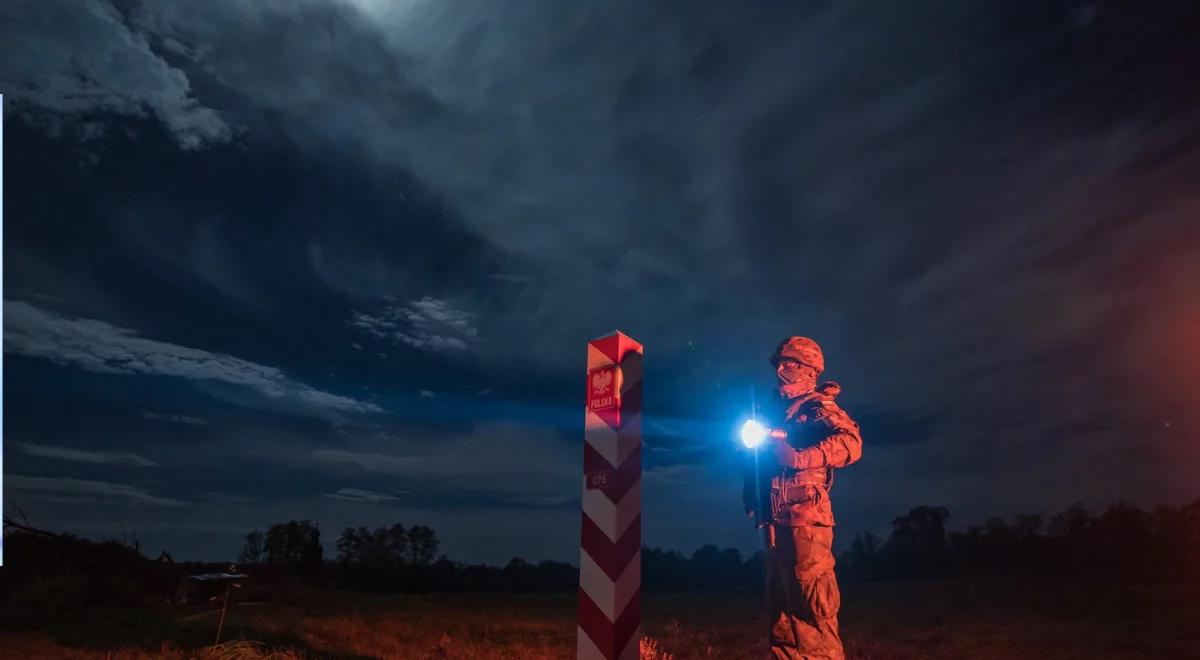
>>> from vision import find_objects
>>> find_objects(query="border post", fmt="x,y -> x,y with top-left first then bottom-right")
577,330 -> 642,660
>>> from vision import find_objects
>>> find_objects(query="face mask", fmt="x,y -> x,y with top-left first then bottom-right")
777,381 -> 814,399
775,360 -> 817,399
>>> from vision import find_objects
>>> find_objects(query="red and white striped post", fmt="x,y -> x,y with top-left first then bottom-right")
578,330 -> 643,660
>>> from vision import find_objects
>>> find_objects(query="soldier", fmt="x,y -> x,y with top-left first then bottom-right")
744,336 -> 862,660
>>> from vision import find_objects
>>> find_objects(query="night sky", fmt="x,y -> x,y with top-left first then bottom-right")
3,1 -> 1199,564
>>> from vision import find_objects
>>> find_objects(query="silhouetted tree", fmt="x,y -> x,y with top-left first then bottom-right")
1048,502 -> 1094,572
239,530 -> 266,565
1048,502 -> 1091,538
642,547 -> 690,590
881,505 -> 950,580
385,523 -> 408,564
264,520 -> 322,575
1182,498 -> 1200,572
839,530 -> 882,580
329,523 -> 440,589
358,526 -> 390,569
1150,501 -> 1200,573
406,525 -> 439,567
1012,514 -> 1042,539
686,544 -> 745,589
336,527 -> 361,564
1094,502 -> 1152,572
302,522 -> 323,575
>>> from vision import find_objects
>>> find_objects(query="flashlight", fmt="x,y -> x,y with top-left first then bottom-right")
741,420 -> 786,448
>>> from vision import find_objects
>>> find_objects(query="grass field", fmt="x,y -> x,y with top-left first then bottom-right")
2,577 -> 1198,659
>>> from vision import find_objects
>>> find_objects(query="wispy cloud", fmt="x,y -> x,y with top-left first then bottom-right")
7,474 -> 183,506
17,443 -> 158,468
311,449 -> 416,473
0,0 -> 231,149
324,488 -> 400,503
350,297 -> 477,352
142,411 -> 207,426
419,390 -> 435,398
4,300 -> 382,415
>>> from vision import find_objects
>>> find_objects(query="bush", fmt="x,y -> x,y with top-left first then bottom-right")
0,529 -> 151,627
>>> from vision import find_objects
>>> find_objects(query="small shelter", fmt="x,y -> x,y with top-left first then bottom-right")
174,568 -> 248,605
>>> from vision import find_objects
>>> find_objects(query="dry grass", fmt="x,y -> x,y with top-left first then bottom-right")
638,637 -> 675,660
0,638 -> 305,660
2,577 -> 1198,659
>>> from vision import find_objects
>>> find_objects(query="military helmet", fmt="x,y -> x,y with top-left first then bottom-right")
770,336 -> 824,373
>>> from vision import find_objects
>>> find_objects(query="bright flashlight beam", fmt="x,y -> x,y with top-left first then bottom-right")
741,419 -> 768,448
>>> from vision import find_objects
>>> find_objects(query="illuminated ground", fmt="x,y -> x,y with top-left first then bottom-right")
2,578 -> 1196,659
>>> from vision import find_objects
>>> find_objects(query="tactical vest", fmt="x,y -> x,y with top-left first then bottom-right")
748,384 -> 848,527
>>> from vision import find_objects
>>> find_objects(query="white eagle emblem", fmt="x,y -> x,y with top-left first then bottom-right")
591,369 -> 613,396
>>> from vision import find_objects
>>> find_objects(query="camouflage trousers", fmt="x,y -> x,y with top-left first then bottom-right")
766,525 -> 843,660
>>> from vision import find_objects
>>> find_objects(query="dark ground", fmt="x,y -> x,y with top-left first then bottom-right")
2,576 -> 1198,659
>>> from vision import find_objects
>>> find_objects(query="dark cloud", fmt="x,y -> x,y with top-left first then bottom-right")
0,0 -> 231,148
4,0 -> 1200,562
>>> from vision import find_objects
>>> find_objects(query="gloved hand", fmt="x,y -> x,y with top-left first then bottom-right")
768,436 -> 797,467
769,435 -> 818,470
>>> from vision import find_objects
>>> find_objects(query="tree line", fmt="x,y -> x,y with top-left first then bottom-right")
6,496 -> 1193,635
238,497 -> 1200,593
839,499 -> 1200,581
238,519 -> 324,576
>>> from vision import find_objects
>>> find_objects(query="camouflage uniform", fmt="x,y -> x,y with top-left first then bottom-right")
744,338 -> 862,660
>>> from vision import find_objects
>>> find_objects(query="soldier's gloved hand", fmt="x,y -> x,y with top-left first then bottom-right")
769,436 -> 817,470
767,436 -> 794,466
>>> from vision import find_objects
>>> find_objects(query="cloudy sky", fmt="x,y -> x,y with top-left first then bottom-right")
3,0 -> 1199,564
